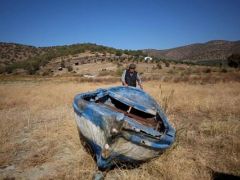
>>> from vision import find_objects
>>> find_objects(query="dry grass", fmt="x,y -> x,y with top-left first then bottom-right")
0,78 -> 239,179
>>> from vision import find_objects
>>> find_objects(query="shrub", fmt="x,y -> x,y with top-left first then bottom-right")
221,68 -> 228,73
157,63 -> 162,69
165,61 -> 170,67
0,66 -> 5,74
115,67 -> 124,76
67,66 -> 73,72
203,68 -> 212,73
115,50 -> 122,56
61,60 -> 65,68
5,66 -> 14,74
42,70 -> 52,76
227,54 -> 240,68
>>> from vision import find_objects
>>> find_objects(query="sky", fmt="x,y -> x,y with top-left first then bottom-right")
0,0 -> 240,50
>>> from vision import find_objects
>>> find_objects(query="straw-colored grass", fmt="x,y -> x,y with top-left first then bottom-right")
0,79 -> 239,179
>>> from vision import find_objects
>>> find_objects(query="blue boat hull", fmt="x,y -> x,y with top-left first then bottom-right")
73,86 -> 175,169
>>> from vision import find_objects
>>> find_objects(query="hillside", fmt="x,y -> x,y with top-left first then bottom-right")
0,43 -> 144,66
144,40 -> 240,61
0,43 -> 145,74
1,40 -> 240,75
0,43 -> 47,65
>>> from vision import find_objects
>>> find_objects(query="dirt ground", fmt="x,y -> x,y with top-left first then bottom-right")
0,78 -> 239,179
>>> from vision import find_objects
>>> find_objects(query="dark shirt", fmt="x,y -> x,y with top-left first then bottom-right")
121,69 -> 141,86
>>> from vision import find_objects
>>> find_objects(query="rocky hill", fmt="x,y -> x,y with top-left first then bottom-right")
144,40 -> 240,61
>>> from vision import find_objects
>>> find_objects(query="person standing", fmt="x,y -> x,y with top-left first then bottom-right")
121,64 -> 143,89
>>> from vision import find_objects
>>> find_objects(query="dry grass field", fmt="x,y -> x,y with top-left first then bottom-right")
0,76 -> 240,179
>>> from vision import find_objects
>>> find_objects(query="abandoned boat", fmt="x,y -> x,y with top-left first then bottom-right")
73,86 -> 175,170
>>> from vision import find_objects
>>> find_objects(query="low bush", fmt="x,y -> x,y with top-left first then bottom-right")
157,63 -> 162,69
221,68 -> 228,73
203,68 -> 212,73
67,66 -> 73,72
115,67 -> 124,77
165,61 -> 170,67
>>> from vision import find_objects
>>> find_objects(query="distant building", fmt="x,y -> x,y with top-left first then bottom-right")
144,56 -> 153,61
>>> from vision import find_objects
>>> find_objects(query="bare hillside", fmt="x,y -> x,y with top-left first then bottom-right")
144,40 -> 240,61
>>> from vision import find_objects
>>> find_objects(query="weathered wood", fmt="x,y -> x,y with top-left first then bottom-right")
98,102 -> 158,127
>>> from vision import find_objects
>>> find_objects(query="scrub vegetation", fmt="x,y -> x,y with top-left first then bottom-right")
0,76 -> 239,179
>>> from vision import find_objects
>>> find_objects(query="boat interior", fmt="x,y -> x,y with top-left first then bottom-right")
82,93 -> 165,132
